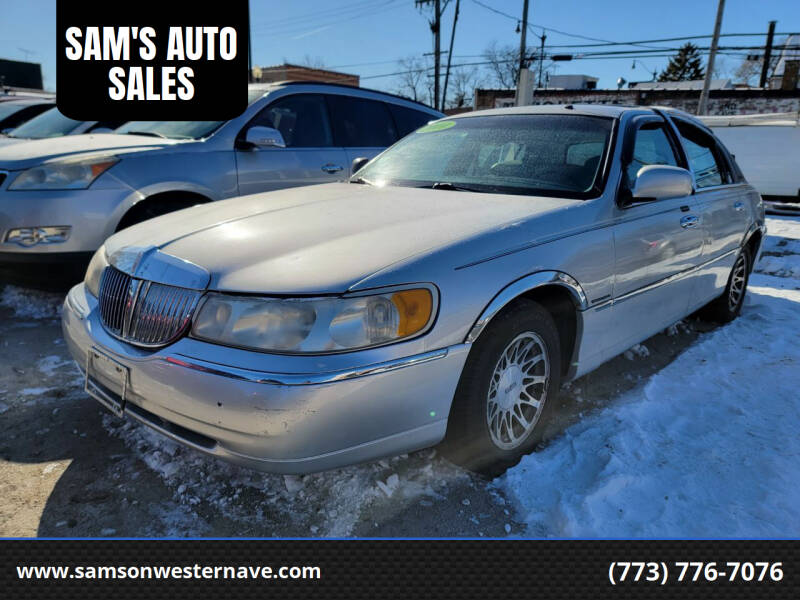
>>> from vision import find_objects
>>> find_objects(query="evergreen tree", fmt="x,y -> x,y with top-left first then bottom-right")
658,43 -> 706,81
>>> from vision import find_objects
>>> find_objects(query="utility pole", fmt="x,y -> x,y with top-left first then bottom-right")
759,20 -> 777,88
416,0 -> 445,110
434,0 -> 441,110
517,0 -> 529,79
441,0 -> 460,111
537,32 -> 546,88
247,0 -> 253,82
697,0 -> 725,115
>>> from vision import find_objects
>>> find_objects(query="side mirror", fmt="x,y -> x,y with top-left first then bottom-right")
351,156 -> 370,174
631,165 -> 693,202
244,126 -> 286,149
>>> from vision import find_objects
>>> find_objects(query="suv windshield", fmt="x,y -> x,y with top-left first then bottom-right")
6,107 -> 80,139
355,114 -> 613,198
115,87 -> 271,140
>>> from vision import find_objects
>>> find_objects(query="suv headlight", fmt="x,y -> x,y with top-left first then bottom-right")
85,245 -> 109,297
9,156 -> 118,190
192,287 -> 436,353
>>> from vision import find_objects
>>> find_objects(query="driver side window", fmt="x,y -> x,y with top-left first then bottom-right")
625,122 -> 679,189
248,94 -> 333,148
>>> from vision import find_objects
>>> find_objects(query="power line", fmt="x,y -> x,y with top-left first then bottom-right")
546,31 -> 799,49
468,0 -> 668,49
254,0 -> 404,37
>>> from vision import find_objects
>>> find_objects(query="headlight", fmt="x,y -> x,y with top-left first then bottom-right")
9,156 -> 118,190
85,245 -> 109,297
192,287 -> 436,353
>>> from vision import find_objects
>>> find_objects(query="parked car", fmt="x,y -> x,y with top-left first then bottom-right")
0,106 -> 127,147
0,98 -> 54,133
0,82 -> 441,284
62,105 -> 765,475
701,112 -> 800,215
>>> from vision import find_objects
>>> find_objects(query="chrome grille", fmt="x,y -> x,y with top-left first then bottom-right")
97,267 -> 202,347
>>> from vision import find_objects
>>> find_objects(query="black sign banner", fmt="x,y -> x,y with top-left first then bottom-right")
2,539 -> 799,599
56,0 -> 249,121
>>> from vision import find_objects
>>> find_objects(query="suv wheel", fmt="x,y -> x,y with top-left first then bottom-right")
442,298 -> 561,477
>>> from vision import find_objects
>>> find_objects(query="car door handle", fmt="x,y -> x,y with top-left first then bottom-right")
321,164 -> 343,174
733,201 -> 745,212
680,215 -> 699,229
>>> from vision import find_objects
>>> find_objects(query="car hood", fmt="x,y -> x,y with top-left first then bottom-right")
0,133 -> 174,170
107,183 -> 574,294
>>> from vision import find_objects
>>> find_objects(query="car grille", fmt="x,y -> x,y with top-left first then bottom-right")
98,267 -> 202,347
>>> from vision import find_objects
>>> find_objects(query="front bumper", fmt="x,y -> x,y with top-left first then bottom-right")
62,283 -> 470,474
0,185 -> 133,257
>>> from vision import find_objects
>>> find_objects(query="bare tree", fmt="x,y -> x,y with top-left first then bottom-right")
394,55 -> 433,105
483,41 -> 523,89
482,41 -> 549,89
446,66 -> 483,108
300,55 -> 327,69
733,37 -> 785,87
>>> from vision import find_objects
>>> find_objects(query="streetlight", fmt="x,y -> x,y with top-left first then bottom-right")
631,59 -> 657,81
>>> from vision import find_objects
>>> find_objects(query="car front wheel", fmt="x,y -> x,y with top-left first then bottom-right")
442,298 -> 561,477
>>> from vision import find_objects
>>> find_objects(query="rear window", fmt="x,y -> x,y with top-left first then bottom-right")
326,95 -> 397,147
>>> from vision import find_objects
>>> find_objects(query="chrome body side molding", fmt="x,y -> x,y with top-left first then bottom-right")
166,346 -> 456,386
465,271 -> 588,344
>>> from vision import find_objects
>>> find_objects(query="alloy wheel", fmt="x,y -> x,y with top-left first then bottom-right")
486,332 -> 550,450
728,253 -> 747,312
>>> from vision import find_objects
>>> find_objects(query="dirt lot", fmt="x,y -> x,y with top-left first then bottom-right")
0,282 -> 710,538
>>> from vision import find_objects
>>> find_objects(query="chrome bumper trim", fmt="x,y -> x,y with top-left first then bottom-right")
165,345 -> 458,386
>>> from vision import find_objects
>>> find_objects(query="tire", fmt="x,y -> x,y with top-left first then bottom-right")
698,246 -> 751,323
116,197 -> 201,231
442,298 -> 562,477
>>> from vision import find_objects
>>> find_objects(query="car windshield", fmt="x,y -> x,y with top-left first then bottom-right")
354,114 -> 614,198
115,87 -> 271,140
6,107 -> 80,138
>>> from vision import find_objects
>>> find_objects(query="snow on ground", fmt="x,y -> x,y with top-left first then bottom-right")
0,285 -> 64,320
498,216 -> 800,538
103,414 -> 469,537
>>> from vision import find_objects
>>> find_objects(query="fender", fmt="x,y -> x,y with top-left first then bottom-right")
464,270 -> 588,344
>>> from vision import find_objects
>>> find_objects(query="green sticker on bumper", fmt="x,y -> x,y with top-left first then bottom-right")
417,120 -> 457,133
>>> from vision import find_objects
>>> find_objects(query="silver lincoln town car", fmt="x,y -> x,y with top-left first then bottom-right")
62,105 -> 765,475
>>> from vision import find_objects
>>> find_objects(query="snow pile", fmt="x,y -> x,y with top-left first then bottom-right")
0,285 -> 65,320
498,217 -> 800,538
37,355 -> 75,378
103,415 -> 465,537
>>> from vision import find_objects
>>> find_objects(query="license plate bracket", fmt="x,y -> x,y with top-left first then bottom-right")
85,347 -> 129,418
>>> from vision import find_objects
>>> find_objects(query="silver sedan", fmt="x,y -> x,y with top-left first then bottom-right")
62,105 -> 765,475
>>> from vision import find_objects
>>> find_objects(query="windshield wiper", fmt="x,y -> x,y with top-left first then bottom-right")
428,182 -> 482,192
124,130 -> 169,139
350,176 -> 373,185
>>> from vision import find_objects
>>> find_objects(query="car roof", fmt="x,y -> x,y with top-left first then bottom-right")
263,80 -> 442,115
447,104 -> 646,119
0,97 -> 54,106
